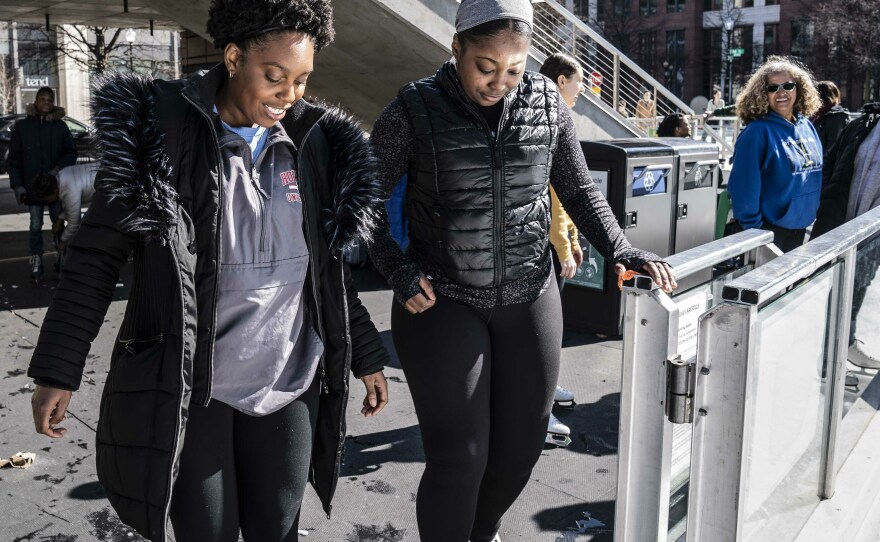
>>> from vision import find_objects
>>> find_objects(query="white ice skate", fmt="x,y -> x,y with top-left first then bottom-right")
553,385 -> 576,409
546,413 -> 572,447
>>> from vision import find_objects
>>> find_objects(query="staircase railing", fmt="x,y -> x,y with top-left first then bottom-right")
530,0 -> 694,135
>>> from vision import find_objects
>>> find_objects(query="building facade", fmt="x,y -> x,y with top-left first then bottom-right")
1,22 -> 179,122
573,0 -> 869,111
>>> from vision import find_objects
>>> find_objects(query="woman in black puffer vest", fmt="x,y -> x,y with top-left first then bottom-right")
367,1 -> 676,541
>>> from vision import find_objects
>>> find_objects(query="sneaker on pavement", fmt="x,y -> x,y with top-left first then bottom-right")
29,254 -> 43,280
554,385 -> 575,403
548,413 -> 570,436
849,340 -> 880,369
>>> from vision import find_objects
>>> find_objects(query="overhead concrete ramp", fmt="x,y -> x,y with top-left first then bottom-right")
140,0 -> 636,136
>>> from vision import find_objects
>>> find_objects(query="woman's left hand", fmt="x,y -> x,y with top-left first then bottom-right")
360,371 -> 389,417
614,261 -> 677,293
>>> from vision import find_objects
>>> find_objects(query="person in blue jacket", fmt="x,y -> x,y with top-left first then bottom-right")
728,56 -> 823,252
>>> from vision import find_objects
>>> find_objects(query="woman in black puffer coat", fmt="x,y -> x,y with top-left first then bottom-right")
367,1 -> 676,541
27,1 -> 389,540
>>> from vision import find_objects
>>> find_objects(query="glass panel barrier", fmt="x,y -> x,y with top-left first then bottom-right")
836,234 -> 880,472
742,263 -> 840,540
687,206 -> 880,541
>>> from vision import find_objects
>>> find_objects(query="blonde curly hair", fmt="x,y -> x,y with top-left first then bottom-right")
735,56 -> 821,124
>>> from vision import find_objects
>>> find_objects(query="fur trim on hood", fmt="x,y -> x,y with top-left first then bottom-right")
311,106 -> 384,255
90,72 -> 383,253
91,73 -> 177,245
25,103 -> 66,122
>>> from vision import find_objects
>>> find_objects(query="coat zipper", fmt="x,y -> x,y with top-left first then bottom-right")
248,138 -> 284,255
297,123 -> 330,395
462,95 -> 511,300
182,91 -> 224,406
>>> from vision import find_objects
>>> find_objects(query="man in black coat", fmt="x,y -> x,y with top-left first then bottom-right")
7,86 -> 77,280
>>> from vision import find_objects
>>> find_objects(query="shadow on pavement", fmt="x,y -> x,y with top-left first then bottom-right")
551,392 -> 620,457
341,424 -> 424,477
533,499 -> 615,542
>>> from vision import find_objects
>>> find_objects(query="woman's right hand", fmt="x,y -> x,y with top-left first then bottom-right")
560,257 -> 578,279
404,273 -> 436,314
31,385 -> 73,438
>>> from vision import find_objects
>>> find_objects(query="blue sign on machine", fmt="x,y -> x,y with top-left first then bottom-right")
632,166 -> 668,197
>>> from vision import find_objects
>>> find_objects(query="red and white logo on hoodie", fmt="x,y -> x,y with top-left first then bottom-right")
280,170 -> 301,202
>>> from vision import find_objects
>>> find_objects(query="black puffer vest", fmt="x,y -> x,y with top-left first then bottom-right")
398,62 -> 559,300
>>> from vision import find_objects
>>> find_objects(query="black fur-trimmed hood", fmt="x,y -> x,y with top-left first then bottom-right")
90,71 -> 383,252
91,73 -> 176,245
297,102 -> 384,254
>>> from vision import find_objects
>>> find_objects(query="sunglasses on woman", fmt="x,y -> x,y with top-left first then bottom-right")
766,81 -> 796,93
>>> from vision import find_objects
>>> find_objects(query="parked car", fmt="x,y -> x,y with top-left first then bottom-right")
0,114 -> 95,174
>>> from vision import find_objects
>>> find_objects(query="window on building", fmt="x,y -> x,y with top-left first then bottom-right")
730,25 -> 753,95
638,32 -> 657,69
791,19 -> 813,59
16,24 -> 57,78
574,0 -> 592,21
665,29 -> 686,97
667,0 -> 685,13
702,28 -> 722,98
764,0 -> 778,4
640,0 -> 658,16
612,0 -> 631,18
703,0 -> 722,10
763,24 -> 778,58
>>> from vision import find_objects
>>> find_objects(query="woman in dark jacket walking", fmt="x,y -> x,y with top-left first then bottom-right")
811,80 -> 850,156
27,1 -> 389,540
368,1 -> 675,540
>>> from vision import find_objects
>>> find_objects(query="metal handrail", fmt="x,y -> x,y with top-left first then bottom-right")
623,229 -> 775,292
721,205 -> 880,305
531,0 -> 694,134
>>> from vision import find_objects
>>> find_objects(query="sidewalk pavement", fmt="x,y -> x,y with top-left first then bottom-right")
0,177 -> 623,542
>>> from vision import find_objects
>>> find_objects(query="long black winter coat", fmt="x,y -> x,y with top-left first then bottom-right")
7,104 -> 77,204
813,103 -> 880,237
812,103 -> 850,158
27,65 -> 389,541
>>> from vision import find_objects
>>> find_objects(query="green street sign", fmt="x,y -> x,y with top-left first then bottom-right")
731,48 -> 745,57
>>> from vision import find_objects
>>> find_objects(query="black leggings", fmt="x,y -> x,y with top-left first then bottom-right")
169,377 -> 320,542
392,285 -> 563,542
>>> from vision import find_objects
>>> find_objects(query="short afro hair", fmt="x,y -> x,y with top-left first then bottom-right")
207,0 -> 334,52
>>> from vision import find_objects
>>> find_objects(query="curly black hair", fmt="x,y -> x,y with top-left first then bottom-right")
657,113 -> 688,137
206,0 -> 334,52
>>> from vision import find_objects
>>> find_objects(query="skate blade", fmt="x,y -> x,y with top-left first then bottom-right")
545,433 -> 572,447
553,399 -> 576,410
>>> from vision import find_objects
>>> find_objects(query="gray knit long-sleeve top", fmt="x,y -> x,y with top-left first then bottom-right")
368,87 -> 662,309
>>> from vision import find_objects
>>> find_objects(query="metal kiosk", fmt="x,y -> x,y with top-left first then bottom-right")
564,139 -> 676,336
662,138 -> 721,289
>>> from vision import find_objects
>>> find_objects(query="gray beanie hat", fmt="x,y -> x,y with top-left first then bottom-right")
454,0 -> 534,33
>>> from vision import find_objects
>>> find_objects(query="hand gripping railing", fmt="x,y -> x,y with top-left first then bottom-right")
531,0 -> 694,135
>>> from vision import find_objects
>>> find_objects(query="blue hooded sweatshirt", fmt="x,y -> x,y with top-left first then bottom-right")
728,111 -> 823,230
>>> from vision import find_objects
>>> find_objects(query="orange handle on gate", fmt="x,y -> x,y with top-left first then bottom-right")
617,269 -> 640,291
